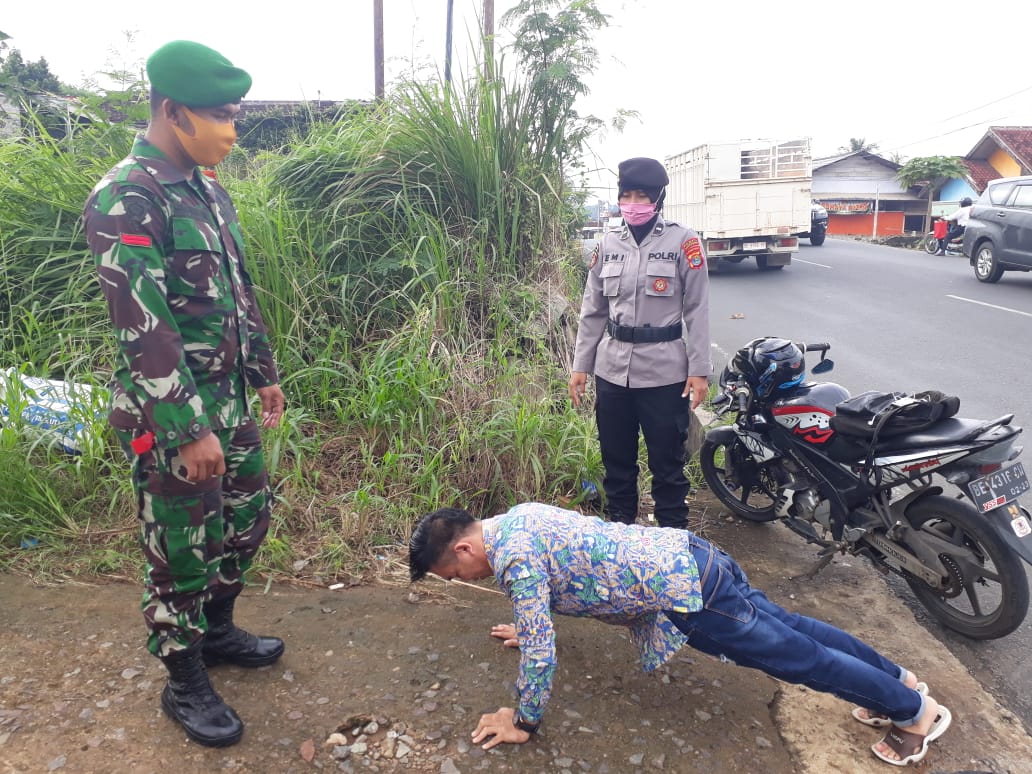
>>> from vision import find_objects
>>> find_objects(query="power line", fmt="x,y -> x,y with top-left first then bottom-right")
939,84 -> 1032,123
881,114 -> 1012,155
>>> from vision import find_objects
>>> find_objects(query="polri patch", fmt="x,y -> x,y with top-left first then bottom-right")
682,237 -> 704,270
120,233 -> 152,247
653,278 -> 668,293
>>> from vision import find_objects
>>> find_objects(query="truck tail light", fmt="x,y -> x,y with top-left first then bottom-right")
777,238 -> 798,248
707,240 -> 729,251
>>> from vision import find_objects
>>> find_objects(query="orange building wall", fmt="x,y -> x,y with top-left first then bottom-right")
827,212 -> 905,236
989,148 -> 1021,178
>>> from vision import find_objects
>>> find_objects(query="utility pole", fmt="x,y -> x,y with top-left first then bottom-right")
445,0 -> 455,85
373,0 -> 384,101
483,0 -> 495,80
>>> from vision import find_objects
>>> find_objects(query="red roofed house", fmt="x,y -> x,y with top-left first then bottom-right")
938,126 -> 1032,205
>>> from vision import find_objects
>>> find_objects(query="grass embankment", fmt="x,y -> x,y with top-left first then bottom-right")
0,75 -> 618,583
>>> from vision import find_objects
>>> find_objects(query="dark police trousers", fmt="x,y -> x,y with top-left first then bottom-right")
595,377 -> 690,528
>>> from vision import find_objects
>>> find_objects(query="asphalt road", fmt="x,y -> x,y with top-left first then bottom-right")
706,237 -> 1032,731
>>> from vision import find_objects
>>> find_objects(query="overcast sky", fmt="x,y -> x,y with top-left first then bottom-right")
4,0 -> 1030,200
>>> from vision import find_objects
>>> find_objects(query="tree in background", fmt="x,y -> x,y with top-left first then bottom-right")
501,0 -> 607,177
896,155 -> 969,232
0,47 -> 62,94
839,137 -> 880,154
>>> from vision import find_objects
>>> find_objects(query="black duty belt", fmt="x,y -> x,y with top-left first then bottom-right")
605,320 -> 682,343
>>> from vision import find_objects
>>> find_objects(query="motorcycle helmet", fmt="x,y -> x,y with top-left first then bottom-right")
732,337 -> 806,397
960,197 -> 973,207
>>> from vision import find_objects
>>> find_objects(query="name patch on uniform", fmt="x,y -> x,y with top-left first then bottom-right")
120,233 -> 152,247
653,278 -> 669,293
603,253 -> 626,263
682,237 -> 704,270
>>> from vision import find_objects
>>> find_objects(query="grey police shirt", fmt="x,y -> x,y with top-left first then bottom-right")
572,218 -> 712,388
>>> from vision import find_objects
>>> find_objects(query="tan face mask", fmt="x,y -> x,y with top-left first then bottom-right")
172,106 -> 237,167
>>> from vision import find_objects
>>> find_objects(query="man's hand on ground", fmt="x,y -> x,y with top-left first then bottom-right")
490,623 -> 519,648
472,707 -> 531,750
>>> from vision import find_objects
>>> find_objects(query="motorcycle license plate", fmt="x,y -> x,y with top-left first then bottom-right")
968,462 -> 1030,512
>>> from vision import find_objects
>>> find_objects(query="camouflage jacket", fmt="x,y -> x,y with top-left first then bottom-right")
84,136 -> 279,449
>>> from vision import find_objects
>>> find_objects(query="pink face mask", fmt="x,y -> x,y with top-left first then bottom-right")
619,202 -> 657,226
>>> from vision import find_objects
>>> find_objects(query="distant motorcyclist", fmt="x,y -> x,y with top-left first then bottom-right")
936,197 -> 972,255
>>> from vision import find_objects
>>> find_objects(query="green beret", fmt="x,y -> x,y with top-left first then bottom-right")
146,40 -> 252,108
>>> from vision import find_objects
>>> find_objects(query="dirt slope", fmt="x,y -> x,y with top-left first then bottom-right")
2,497 -> 1030,773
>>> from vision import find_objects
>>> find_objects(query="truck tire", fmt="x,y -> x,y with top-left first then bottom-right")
756,255 -> 784,271
810,233 -> 826,246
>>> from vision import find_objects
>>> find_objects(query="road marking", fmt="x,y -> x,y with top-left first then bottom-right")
793,258 -> 833,269
947,294 -> 1032,319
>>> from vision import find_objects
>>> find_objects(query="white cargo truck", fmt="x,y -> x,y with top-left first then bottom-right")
664,139 -> 813,270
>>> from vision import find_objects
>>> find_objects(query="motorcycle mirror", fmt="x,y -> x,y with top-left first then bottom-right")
811,359 -> 834,374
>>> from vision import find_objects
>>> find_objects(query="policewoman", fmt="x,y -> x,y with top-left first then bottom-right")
569,157 -> 711,528
84,41 -> 286,747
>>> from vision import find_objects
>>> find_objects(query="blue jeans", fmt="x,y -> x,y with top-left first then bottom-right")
666,538 -> 925,726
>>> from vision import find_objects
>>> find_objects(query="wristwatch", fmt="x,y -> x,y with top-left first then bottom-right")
512,712 -> 539,734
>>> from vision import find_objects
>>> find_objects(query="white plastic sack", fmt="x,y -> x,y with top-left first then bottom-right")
0,368 -> 106,454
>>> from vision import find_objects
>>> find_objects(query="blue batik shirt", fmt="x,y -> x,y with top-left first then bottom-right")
481,503 -> 704,725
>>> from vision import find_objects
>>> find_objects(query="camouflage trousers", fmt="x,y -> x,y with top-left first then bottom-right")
117,419 -> 270,658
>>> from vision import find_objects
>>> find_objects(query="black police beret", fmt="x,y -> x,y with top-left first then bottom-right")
617,157 -> 669,191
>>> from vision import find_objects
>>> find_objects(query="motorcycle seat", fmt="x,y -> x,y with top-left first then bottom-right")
873,416 -> 1008,452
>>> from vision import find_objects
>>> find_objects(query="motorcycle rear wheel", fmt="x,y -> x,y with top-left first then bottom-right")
902,495 -> 1029,640
922,234 -> 940,255
699,433 -> 778,522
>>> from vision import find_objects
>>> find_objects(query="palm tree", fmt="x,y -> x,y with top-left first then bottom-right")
839,137 -> 879,154
896,156 -> 969,233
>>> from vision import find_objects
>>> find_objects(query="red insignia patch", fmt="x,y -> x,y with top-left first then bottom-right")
201,169 -> 218,180
653,278 -> 668,293
120,234 -> 152,247
682,237 -> 705,270
590,243 -> 599,268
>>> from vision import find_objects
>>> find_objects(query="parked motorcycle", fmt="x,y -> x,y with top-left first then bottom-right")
923,218 -> 964,256
700,337 -> 1032,640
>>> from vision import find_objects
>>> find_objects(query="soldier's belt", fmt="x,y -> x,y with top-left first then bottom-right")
605,320 -> 682,343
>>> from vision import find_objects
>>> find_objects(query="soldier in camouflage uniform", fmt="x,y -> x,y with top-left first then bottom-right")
83,41 -> 286,748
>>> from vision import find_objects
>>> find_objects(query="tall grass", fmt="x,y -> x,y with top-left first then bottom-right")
0,66 -> 603,580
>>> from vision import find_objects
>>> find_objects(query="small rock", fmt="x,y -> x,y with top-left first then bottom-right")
755,736 -> 772,749
350,742 -> 368,755
48,755 -> 67,771
332,745 -> 350,760
395,742 -> 411,759
288,710 -> 304,720
95,700 -> 110,709
120,668 -> 141,680
325,733 -> 348,747
628,753 -> 644,766
283,671 -> 295,682
651,753 -> 665,769
300,738 -> 316,763
363,721 -> 379,735
78,708 -> 93,721
439,759 -> 461,774
556,757 -> 573,767
694,710 -> 711,722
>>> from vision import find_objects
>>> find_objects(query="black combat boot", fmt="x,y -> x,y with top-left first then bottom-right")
202,594 -> 285,668
160,644 -> 244,747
